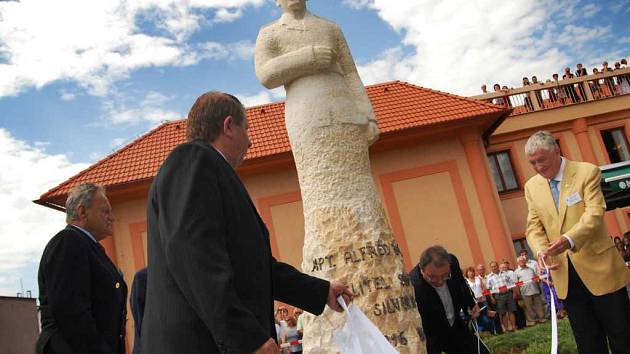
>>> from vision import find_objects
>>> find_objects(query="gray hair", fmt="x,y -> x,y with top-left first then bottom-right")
65,183 -> 105,222
418,245 -> 450,270
525,130 -> 558,156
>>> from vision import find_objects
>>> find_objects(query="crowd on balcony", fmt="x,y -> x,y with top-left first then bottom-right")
481,59 -> 630,113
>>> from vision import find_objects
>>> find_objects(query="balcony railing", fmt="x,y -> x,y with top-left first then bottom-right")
472,67 -> 630,116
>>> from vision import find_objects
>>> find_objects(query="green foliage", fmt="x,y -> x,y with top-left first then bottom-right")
482,319 -> 578,354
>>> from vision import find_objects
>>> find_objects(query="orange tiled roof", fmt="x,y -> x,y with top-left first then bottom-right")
36,81 -> 507,207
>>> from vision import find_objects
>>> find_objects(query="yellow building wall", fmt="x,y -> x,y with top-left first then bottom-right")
241,136 -> 506,274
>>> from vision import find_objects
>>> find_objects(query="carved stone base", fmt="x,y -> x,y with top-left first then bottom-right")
289,124 -> 426,353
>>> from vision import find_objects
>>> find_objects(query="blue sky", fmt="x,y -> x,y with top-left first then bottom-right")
0,0 -> 629,297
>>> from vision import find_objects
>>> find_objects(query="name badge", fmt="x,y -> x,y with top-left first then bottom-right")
566,192 -> 582,206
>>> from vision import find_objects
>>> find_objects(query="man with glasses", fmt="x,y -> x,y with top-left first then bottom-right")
409,245 -> 489,354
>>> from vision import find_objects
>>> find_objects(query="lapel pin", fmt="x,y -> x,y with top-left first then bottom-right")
115,282 -> 120,289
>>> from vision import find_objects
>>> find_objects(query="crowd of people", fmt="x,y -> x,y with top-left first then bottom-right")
481,59 -> 630,112
462,249 -> 564,337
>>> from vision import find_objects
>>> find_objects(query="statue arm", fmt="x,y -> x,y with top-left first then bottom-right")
335,26 -> 377,124
255,27 -> 322,89
335,26 -> 379,144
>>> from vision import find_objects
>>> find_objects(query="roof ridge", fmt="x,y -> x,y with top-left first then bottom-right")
38,121 -> 176,200
396,81 -> 508,112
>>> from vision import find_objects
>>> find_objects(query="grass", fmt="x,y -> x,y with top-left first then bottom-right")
482,318 -> 578,354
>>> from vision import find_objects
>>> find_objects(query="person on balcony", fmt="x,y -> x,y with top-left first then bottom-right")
522,77 -> 534,111
492,83 -> 506,106
562,67 -> 580,103
614,61 -> 630,94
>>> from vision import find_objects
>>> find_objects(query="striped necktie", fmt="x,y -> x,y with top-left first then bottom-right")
549,179 -> 560,211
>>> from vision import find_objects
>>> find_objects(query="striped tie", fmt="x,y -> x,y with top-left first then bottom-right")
549,179 -> 560,211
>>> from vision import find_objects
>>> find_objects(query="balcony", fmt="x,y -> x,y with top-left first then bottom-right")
472,67 -> 630,116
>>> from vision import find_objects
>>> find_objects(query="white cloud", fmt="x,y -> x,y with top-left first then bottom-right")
0,129 -> 88,296
348,0 -> 625,96
0,0 -> 265,98
582,3 -> 600,18
197,40 -> 255,61
237,87 -> 285,107
59,90 -> 76,101
110,137 -> 126,149
103,91 -> 182,125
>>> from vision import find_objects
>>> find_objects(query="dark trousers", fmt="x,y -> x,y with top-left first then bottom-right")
426,322 -> 491,354
565,261 -> 630,354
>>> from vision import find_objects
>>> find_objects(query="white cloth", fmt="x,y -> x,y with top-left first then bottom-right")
434,284 -> 455,326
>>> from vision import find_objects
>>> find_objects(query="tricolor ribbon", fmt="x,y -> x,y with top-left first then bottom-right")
541,258 -> 558,354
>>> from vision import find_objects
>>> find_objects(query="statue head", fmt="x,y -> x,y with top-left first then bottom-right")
276,0 -> 307,13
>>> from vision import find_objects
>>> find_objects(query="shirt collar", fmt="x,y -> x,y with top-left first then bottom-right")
212,146 -> 228,163
550,156 -> 566,183
279,11 -> 313,29
70,224 -> 98,243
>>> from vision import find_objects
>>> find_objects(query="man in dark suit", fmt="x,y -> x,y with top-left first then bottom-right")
409,245 -> 489,354
130,267 -> 147,354
142,91 -> 352,354
36,183 -> 127,354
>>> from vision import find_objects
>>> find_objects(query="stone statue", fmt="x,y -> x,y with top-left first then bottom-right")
255,1 -> 425,353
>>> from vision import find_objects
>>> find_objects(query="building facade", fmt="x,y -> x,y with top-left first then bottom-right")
36,74 -> 630,352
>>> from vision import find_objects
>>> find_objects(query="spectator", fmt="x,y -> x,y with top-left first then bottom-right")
562,67 -> 580,103
590,68 -> 603,98
531,76 -> 544,107
616,62 -> 630,94
522,77 -> 534,111
465,266 -> 496,334
603,61 -> 613,72
574,64 -> 588,101
486,261 -> 517,332
576,63 -> 588,77
603,61 -> 617,95
492,83 -> 506,106
280,317 -> 302,354
295,309 -> 305,339
621,59 -> 628,69
481,84 -> 488,94
477,263 -> 504,334
514,256 -> 546,326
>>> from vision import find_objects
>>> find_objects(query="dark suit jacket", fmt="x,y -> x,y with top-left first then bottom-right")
36,225 -> 128,354
409,254 -> 475,350
142,140 -> 330,354
130,267 -> 147,354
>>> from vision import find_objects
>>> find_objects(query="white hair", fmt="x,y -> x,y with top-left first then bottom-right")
65,183 -> 105,222
525,130 -> 558,156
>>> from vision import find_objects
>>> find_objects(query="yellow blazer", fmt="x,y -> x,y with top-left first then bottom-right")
525,159 -> 630,299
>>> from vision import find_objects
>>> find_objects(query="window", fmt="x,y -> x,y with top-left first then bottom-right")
487,151 -> 519,193
513,238 -> 532,257
601,128 -> 630,163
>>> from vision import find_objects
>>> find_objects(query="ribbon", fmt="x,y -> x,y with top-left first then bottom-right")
541,257 -> 558,354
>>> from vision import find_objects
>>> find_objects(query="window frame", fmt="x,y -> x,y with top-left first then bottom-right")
487,150 -> 520,193
600,127 -> 630,163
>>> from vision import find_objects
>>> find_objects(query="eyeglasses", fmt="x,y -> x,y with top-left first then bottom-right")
422,271 -> 452,283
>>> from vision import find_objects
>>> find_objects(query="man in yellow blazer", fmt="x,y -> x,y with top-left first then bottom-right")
524,130 -> 630,354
